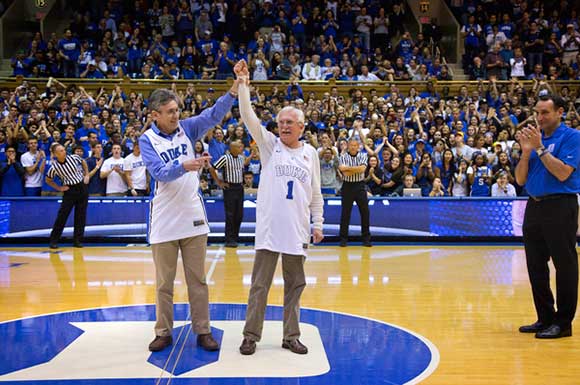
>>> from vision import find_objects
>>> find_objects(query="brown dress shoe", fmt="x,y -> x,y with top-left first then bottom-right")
148,335 -> 172,352
282,339 -> 308,354
239,338 -> 256,355
197,333 -> 219,351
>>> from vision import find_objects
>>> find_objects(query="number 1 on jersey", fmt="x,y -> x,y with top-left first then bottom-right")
286,181 -> 294,200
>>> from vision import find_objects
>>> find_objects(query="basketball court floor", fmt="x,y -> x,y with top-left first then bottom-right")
1,244 -> 579,384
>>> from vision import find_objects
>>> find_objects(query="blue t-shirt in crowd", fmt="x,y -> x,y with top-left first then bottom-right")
208,138 -> 227,161
292,12 -> 307,35
86,156 -> 106,195
499,22 -> 515,38
0,143 -> 6,162
216,50 -> 235,74
58,37 -> 81,61
470,165 -> 491,196
1,164 -> 24,196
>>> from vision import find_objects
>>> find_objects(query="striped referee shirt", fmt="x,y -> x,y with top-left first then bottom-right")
47,154 -> 85,186
339,151 -> 368,182
213,153 -> 245,184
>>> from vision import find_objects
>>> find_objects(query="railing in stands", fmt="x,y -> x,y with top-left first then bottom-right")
0,77 -> 578,99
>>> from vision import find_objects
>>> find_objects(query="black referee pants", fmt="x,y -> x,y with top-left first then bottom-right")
339,181 -> 370,243
49,183 -> 89,245
522,195 -> 579,329
223,184 -> 244,243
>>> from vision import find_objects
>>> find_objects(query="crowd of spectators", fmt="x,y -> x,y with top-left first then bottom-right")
2,1 -> 580,198
451,0 -> 580,81
11,0 -> 448,82
1,74 -> 579,198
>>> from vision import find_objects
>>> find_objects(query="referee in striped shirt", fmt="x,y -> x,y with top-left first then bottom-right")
339,136 -> 371,247
210,140 -> 250,247
46,143 -> 90,249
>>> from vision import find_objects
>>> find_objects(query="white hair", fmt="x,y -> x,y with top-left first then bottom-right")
276,106 -> 305,125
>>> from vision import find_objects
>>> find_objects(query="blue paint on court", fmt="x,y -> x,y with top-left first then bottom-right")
147,326 -> 223,375
0,304 -> 438,384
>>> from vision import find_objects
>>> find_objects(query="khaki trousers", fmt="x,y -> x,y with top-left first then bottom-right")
243,249 -> 306,342
152,234 -> 210,336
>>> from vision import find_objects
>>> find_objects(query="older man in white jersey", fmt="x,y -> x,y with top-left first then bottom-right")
235,60 -> 324,355
140,73 -> 243,353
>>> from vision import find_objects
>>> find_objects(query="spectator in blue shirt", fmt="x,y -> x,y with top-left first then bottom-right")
11,52 -> 28,77
207,127 -> 227,161
180,60 -> 197,79
80,61 -> 104,79
196,30 -> 219,57
291,5 -> 308,48
86,142 -> 106,196
57,29 -> 81,78
215,42 -> 236,80
322,10 -> 339,39
499,13 -> 516,39
0,147 -> 25,196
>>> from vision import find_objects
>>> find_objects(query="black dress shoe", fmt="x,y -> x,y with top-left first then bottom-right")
49,243 -> 59,250
225,241 -> 238,248
519,321 -> 550,333
535,324 -> 572,339
149,335 -> 172,351
239,337 -> 256,355
197,333 -> 219,351
73,242 -> 83,248
363,241 -> 372,247
282,339 -> 308,354
339,241 -> 347,247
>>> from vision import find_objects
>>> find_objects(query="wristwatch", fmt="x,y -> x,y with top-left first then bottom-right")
535,146 -> 547,157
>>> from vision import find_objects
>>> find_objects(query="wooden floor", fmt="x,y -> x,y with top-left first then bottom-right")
1,244 -> 579,384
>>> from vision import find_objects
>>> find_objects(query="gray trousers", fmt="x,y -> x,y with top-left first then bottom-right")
152,234 -> 210,336
243,249 -> 306,342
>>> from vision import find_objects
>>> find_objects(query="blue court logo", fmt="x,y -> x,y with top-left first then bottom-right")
0,304 -> 438,384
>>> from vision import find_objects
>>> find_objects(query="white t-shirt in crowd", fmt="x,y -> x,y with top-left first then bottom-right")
102,156 -> 127,194
124,153 -> 147,190
510,57 -> 526,77
20,151 -> 43,188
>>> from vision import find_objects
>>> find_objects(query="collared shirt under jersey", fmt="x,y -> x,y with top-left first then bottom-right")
139,93 -> 236,183
525,122 -> 580,197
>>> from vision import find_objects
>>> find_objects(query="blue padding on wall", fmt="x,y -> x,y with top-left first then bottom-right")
1,197 -> 529,238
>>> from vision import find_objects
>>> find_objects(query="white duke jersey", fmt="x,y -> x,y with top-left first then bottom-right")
255,138 -> 322,255
143,127 -> 208,244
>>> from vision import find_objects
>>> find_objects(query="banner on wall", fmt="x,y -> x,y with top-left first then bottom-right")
3,197 -> 573,240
